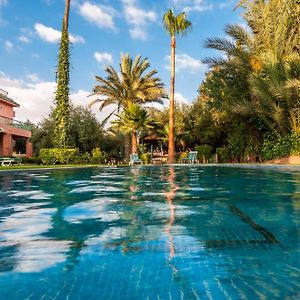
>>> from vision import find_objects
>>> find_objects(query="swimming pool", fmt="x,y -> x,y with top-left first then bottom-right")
0,165 -> 299,299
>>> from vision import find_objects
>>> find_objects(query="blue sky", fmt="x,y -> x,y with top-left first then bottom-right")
0,0 -> 243,123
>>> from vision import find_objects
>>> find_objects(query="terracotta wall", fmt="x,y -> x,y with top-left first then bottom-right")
0,102 -> 14,119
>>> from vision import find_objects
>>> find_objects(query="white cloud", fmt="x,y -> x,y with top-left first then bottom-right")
18,35 -> 31,43
34,23 -> 85,44
129,27 -> 147,40
4,40 -> 13,52
124,5 -> 157,26
121,0 -> 157,40
0,71 -> 23,88
0,72 -> 115,124
26,73 -> 39,82
175,93 -> 189,105
171,0 -> 213,12
165,53 -> 205,73
94,52 -> 113,65
70,90 -> 116,125
79,2 -> 116,30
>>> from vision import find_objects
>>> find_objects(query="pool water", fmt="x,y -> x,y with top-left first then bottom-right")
0,165 -> 299,299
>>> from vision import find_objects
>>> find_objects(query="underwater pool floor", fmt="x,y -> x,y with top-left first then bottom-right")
0,165 -> 299,299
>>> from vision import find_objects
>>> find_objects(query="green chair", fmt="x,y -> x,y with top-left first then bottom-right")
182,151 -> 198,164
0,157 -> 22,166
129,153 -> 142,165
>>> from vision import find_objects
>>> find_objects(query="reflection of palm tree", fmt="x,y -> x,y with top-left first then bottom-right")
164,166 -> 179,263
129,167 -> 140,200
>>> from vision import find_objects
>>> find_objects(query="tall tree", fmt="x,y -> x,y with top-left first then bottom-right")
53,0 -> 71,148
163,10 -> 192,163
90,53 -> 167,160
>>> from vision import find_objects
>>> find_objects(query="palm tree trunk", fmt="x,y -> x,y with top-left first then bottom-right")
131,132 -> 138,153
168,35 -> 176,163
64,0 -> 71,29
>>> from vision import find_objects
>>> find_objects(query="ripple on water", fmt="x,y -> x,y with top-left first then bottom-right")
69,185 -> 126,194
0,207 -> 56,244
63,198 -> 121,223
14,240 -> 71,273
8,190 -> 53,200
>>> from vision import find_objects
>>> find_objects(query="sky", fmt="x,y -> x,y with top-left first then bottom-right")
0,0 -> 244,124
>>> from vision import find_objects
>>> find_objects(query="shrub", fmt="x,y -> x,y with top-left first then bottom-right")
216,146 -> 230,163
39,148 -> 78,165
261,132 -> 300,161
195,144 -> 213,161
90,148 -> 106,164
140,152 -> 151,164
72,152 -> 91,164
22,156 -> 42,164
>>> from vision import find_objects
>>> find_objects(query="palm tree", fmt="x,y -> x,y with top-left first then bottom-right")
203,13 -> 300,137
163,10 -> 192,163
112,103 -> 152,153
90,54 -> 167,160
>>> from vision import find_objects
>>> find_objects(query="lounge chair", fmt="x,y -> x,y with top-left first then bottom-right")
129,153 -> 142,165
182,151 -> 198,164
0,157 -> 22,166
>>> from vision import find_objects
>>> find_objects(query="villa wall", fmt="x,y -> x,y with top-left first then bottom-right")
0,123 -> 31,138
0,101 -> 14,119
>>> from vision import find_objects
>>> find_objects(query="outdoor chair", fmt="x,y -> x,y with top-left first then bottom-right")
129,153 -> 142,165
182,151 -> 198,164
0,157 -> 22,166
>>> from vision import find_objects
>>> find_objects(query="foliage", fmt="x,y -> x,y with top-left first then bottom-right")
261,132 -> 300,161
195,144 -> 213,158
90,148 -> 106,164
53,19 -> 71,148
71,152 -> 91,164
39,148 -> 78,165
112,103 -> 153,153
22,156 -> 42,165
91,53 -> 167,161
199,0 -> 299,161
140,152 -> 151,164
163,10 -> 192,37
31,105 -> 104,155
91,54 -> 167,117
69,105 -> 104,153
216,146 -> 231,163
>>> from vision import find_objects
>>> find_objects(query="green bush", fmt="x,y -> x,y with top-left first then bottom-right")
22,156 -> 42,164
39,148 -> 79,165
72,152 -> 91,164
195,144 -> 213,161
216,146 -> 231,163
90,148 -> 106,164
291,132 -> 300,155
261,132 -> 300,161
140,152 -> 151,164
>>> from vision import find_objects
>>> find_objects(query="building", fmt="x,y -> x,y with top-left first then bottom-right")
0,89 -> 32,157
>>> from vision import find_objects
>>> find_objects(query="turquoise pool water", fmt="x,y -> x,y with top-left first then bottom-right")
0,165 -> 299,299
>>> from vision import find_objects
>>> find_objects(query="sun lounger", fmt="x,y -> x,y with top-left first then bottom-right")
129,153 -> 142,165
0,157 -> 22,166
182,151 -> 198,164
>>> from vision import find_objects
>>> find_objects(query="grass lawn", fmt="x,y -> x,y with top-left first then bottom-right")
0,164 -> 105,171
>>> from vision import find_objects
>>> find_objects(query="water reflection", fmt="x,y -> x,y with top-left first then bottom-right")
0,166 -> 300,299
164,166 -> 179,262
